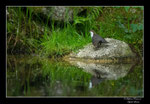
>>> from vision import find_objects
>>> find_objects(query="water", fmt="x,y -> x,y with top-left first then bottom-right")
7,55 -> 143,97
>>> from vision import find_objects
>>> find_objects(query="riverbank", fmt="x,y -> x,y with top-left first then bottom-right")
7,7 -> 143,58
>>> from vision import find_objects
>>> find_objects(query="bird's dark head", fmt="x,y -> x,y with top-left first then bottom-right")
89,30 -> 95,38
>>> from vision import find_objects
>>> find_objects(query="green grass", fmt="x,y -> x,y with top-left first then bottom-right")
39,23 -> 91,57
7,7 -> 143,58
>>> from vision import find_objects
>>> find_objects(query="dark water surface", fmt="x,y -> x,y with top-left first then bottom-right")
7,55 -> 143,97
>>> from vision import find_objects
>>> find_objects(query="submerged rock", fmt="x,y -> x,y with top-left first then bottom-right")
67,38 -> 136,61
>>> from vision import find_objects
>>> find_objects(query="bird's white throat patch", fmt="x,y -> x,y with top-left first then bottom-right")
90,31 -> 94,38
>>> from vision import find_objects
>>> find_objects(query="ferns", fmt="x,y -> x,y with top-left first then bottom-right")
86,7 -> 103,20
71,7 -> 103,34
72,7 -> 103,23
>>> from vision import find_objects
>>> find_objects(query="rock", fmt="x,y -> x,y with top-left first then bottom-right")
68,38 -> 136,60
51,6 -> 73,22
32,7 -> 84,22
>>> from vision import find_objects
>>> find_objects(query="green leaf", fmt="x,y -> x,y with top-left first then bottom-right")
124,35 -> 132,39
73,17 -> 89,25
130,24 -> 138,32
137,23 -> 143,31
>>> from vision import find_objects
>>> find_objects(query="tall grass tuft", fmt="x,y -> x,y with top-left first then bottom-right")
39,22 -> 91,57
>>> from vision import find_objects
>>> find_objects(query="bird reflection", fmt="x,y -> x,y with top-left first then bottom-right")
89,69 -> 107,88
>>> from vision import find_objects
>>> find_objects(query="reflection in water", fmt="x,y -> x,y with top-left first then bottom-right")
69,60 -> 132,80
89,76 -> 105,89
7,55 -> 143,97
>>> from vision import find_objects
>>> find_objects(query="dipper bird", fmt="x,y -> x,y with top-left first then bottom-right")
90,30 -> 108,48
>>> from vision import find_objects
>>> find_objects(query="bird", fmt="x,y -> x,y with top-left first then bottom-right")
90,30 -> 108,49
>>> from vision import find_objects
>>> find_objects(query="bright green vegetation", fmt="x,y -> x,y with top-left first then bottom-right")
7,6 -> 143,58
7,55 -> 143,96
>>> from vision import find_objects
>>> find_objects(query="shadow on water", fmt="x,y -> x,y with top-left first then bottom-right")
7,55 -> 143,97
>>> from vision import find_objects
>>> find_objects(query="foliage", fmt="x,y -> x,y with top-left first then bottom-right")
39,23 -> 91,57
98,7 -> 143,57
7,7 -> 144,96
7,7 -> 42,54
7,6 -> 143,57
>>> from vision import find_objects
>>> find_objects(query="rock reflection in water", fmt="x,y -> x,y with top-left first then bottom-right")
68,60 -> 133,88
